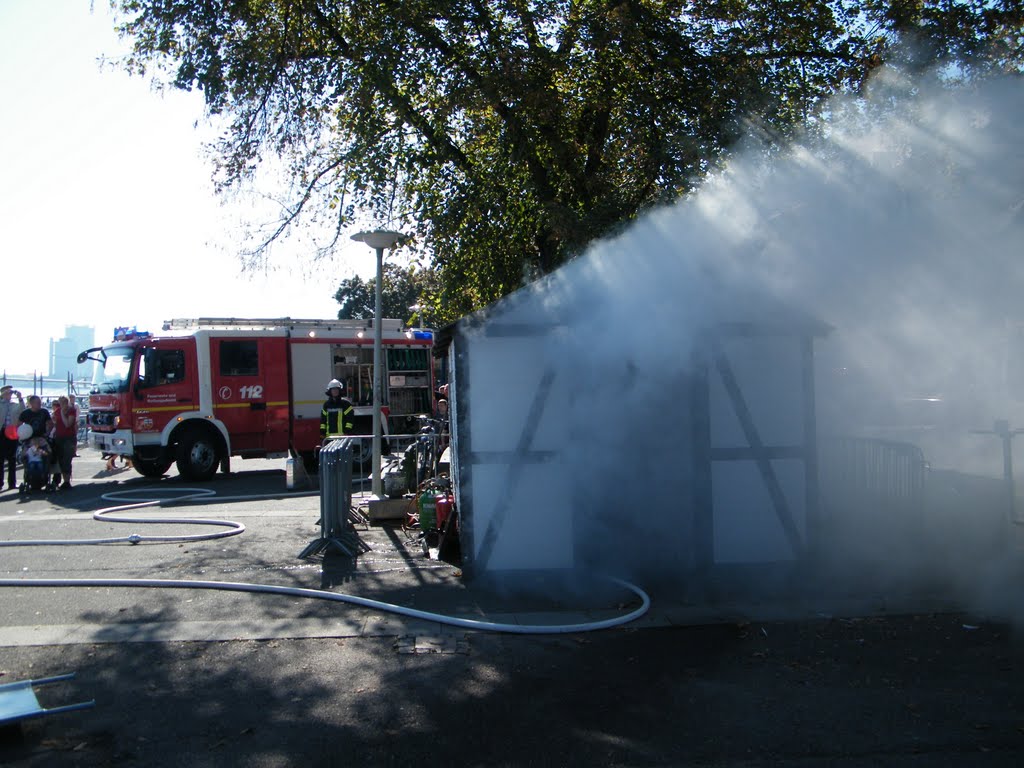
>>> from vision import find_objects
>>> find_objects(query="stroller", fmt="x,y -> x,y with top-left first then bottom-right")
18,431 -> 58,495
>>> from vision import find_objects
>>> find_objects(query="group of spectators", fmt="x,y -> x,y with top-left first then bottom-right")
0,384 -> 79,491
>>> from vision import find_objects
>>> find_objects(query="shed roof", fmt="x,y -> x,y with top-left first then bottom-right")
434,268 -> 830,357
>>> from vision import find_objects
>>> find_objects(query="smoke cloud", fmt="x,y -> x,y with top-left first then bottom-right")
455,70 -> 1024,621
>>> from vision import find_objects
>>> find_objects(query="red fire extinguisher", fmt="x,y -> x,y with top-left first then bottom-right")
435,494 -> 453,528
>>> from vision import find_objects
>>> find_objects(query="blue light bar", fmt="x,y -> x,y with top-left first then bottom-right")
113,326 -> 152,342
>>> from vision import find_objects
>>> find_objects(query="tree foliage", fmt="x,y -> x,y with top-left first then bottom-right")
334,263 -> 442,327
112,1 -> 1024,320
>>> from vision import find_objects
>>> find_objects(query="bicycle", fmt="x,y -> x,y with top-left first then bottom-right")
413,415 -> 444,486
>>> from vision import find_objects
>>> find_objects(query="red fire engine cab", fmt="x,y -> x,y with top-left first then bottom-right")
79,318 -> 435,481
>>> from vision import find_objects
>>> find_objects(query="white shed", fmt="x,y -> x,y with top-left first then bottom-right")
437,247 -> 830,590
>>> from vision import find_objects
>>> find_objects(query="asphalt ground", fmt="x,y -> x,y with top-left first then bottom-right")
0,448 -> 1023,766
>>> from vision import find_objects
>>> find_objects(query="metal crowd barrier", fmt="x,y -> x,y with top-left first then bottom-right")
298,439 -> 370,559
818,435 -> 927,534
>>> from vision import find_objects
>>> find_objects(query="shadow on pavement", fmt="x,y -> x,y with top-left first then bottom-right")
1,613 -> 1023,766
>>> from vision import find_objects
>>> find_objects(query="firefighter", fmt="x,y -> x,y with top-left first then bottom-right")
320,378 -> 354,442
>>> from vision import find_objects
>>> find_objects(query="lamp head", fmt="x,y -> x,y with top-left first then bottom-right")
350,229 -> 408,250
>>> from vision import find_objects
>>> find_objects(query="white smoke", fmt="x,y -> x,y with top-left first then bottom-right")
457,70 -> 1024,620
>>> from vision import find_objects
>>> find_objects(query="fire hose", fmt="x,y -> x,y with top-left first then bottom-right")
0,488 -> 650,635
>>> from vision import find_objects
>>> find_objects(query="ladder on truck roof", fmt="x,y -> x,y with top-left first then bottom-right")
161,317 -> 409,333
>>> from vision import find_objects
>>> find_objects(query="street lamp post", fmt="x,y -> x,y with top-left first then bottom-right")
350,229 -> 407,498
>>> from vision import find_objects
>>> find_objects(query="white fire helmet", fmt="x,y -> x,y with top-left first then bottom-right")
326,378 -> 344,395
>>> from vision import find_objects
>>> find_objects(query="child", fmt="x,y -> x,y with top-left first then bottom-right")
26,436 -> 50,464
24,437 -> 51,489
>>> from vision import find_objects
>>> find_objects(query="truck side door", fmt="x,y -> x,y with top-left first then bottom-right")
211,337 -> 290,454
134,342 -> 197,436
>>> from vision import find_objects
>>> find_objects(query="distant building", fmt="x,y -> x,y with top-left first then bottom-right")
49,325 -> 95,382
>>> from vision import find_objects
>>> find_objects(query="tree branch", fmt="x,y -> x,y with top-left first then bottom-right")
510,0 -> 542,49
302,1 -> 475,177
242,155 -> 348,259
557,0 -> 583,58
404,12 -> 565,208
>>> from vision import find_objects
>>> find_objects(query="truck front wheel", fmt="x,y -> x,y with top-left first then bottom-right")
175,430 -> 220,482
134,457 -> 172,479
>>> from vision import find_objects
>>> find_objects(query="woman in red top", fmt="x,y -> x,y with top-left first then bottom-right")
52,395 -> 78,489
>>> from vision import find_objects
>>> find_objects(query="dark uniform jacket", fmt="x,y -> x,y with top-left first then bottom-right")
320,396 -> 354,439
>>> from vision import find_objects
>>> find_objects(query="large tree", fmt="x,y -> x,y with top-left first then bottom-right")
334,263 -> 442,326
112,1 -> 1024,320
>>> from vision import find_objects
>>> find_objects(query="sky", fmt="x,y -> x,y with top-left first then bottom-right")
0,0 -> 379,375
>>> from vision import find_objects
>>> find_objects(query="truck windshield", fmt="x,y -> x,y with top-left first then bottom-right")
90,344 -> 136,394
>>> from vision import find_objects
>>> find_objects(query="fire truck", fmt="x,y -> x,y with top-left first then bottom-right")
79,318 -> 435,481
